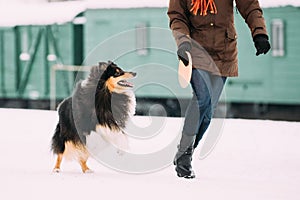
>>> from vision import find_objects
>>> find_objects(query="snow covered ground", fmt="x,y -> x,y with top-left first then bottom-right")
0,108 -> 299,200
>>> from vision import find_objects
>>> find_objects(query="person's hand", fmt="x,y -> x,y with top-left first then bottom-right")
177,42 -> 192,66
254,34 -> 271,56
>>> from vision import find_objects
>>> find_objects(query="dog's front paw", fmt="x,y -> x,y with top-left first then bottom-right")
52,168 -> 61,173
117,149 -> 125,156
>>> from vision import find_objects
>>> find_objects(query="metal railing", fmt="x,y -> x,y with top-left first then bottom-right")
50,64 -> 91,110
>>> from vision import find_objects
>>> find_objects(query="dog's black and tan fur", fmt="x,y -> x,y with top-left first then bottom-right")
51,61 -> 136,173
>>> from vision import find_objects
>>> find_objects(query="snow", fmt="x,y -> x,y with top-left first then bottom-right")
259,0 -> 300,8
85,0 -> 169,9
85,0 -> 300,9
0,1 -> 86,27
0,108 -> 299,200
1,0 -> 299,27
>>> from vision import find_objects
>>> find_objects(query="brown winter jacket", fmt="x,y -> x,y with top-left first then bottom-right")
167,0 -> 268,77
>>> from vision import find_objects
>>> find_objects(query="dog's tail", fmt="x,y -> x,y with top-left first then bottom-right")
51,123 -> 65,155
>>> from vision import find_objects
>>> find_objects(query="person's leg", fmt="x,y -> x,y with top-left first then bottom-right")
193,73 -> 226,148
174,69 -> 210,178
181,69 -> 212,136
174,69 -> 226,178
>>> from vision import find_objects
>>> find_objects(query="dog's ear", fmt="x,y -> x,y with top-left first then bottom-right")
107,61 -> 118,68
106,61 -> 118,72
100,62 -> 114,80
98,62 -> 108,71
106,62 -> 113,70
89,63 -> 106,78
107,60 -> 114,65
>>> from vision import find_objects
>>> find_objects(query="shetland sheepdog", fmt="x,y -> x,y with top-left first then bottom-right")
51,61 -> 136,173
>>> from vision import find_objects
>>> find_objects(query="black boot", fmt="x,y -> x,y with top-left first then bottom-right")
174,134 -> 196,179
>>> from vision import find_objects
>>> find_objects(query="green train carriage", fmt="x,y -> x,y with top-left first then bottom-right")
0,1 -> 299,120
0,2 -> 85,107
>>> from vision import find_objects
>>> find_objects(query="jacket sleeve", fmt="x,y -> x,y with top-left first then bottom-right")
235,0 -> 268,38
167,0 -> 191,46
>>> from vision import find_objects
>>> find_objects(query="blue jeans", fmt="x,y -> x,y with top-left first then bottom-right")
182,69 -> 226,148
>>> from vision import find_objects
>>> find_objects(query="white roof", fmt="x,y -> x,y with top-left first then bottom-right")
85,0 -> 169,9
85,0 -> 300,9
0,0 -> 299,27
259,0 -> 300,8
0,1 -> 86,27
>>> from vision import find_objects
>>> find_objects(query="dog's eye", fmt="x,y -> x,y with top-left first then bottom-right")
114,70 -> 124,77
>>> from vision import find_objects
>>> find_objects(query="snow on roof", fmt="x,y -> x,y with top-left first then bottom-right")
85,0 -> 169,9
0,0 -> 299,27
0,0 -> 170,27
259,0 -> 300,8
0,1 -> 86,27
84,0 -> 300,9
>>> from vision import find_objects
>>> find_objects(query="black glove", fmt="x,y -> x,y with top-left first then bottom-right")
177,42 -> 192,66
254,34 -> 271,56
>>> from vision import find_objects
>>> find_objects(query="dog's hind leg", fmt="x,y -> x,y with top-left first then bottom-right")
53,154 -> 63,173
51,123 -> 65,173
79,158 -> 93,173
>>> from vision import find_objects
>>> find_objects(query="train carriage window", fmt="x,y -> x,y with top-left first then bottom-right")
135,23 -> 148,56
271,19 -> 285,57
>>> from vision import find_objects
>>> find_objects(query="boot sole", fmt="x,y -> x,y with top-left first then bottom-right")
177,172 -> 196,179
174,161 -> 196,179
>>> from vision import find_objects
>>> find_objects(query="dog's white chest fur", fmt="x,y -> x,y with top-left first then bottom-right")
124,90 -> 136,117
95,90 -> 135,152
95,125 -> 129,152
